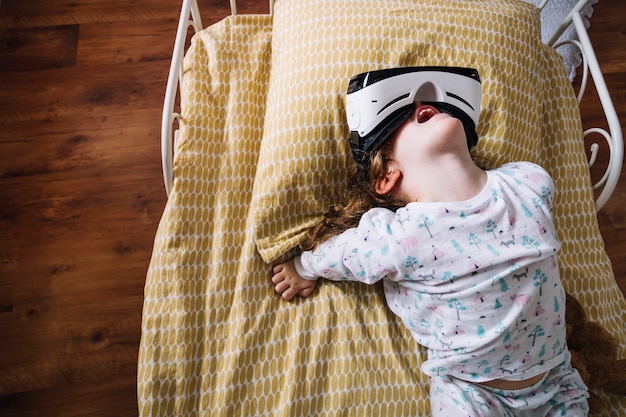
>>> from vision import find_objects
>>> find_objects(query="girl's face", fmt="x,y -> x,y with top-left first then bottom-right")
372,103 -> 470,201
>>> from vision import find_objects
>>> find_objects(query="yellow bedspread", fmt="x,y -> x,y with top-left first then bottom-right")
138,1 -> 625,415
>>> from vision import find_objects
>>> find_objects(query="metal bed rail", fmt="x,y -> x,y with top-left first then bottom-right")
161,0 -> 274,196
161,0 -> 202,197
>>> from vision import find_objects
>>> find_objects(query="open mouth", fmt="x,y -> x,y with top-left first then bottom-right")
415,104 -> 440,123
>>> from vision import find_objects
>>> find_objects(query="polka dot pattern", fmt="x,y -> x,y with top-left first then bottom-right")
138,2 -> 626,416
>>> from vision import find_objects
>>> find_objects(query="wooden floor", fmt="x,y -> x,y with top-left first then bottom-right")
0,1 -> 624,415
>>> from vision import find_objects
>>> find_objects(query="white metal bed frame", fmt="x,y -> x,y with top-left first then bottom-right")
161,0 -> 623,212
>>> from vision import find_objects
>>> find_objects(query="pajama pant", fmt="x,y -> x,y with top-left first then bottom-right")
429,352 -> 589,417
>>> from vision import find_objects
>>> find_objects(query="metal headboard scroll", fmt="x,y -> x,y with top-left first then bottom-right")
541,0 -> 623,211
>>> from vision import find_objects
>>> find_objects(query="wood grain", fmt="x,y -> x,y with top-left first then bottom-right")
0,0 -> 623,415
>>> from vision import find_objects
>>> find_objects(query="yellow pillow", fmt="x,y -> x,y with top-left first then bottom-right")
252,0 -> 545,263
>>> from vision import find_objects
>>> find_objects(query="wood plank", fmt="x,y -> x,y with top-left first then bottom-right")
0,373 -> 137,416
0,0 -> 180,29
0,25 -> 79,72
582,32 -> 626,75
0,60 -> 170,123
1,108 -> 163,178
0,168 -> 162,392
0,164 -> 165,247
0,0 -> 176,414
76,20 -> 178,67
586,1 -> 626,34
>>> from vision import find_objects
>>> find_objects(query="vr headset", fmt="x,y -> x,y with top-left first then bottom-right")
346,66 -> 482,169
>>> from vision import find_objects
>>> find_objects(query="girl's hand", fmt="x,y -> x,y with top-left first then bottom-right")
272,259 -> 317,301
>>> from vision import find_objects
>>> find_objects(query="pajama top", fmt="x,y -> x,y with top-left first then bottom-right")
294,162 -> 567,383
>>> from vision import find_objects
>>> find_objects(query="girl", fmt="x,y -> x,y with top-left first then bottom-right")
271,100 -> 589,416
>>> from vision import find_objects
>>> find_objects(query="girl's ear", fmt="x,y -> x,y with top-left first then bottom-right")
375,169 -> 401,195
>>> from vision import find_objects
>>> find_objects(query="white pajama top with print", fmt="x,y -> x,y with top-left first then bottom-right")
294,162 -> 567,383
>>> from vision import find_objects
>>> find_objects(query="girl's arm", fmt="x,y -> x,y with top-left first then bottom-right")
298,207 -> 402,283
272,207 -> 402,300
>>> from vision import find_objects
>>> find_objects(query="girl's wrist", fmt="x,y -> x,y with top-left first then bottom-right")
293,256 -> 318,281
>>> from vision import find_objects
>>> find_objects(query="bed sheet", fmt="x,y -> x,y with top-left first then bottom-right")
139,1 -> 625,416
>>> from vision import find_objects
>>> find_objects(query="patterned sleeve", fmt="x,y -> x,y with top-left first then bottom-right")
295,207 -> 403,284
500,161 -> 556,210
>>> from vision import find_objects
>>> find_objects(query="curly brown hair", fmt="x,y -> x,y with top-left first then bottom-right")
299,142 -> 405,251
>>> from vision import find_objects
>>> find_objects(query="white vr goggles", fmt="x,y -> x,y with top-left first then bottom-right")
346,66 -> 481,167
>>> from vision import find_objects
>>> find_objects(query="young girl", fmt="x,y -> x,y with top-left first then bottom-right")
271,99 -> 590,415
